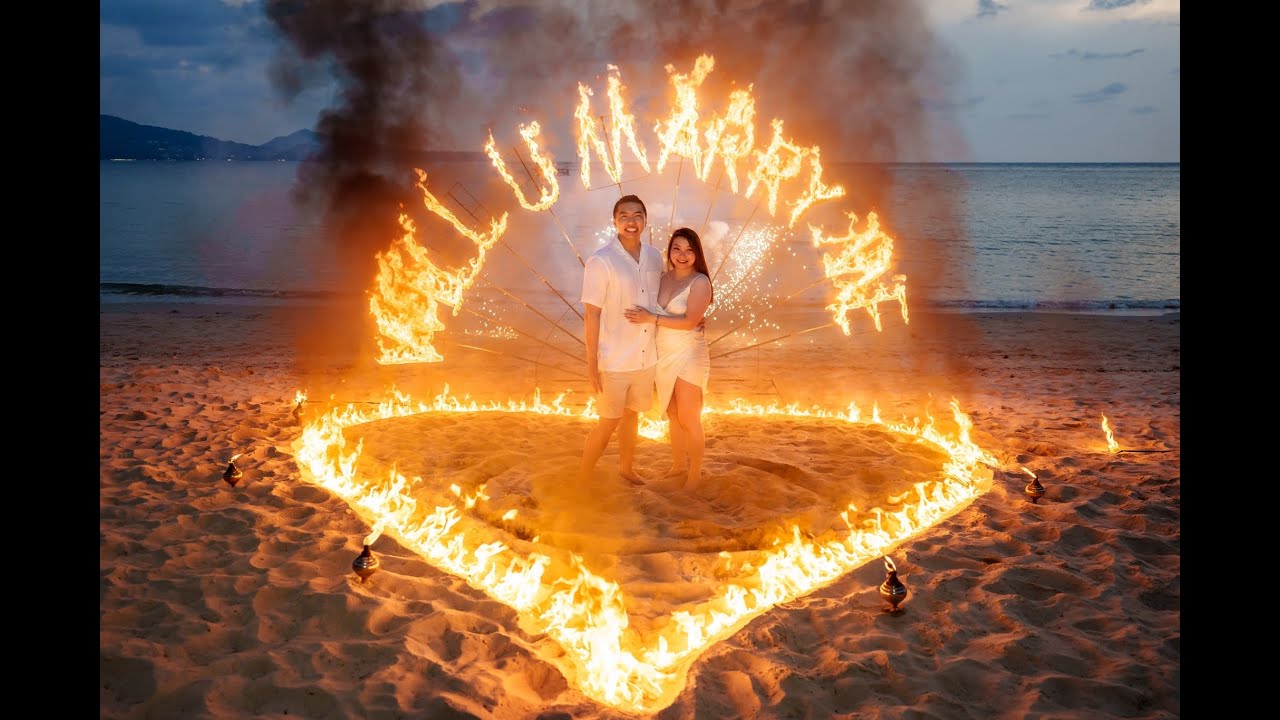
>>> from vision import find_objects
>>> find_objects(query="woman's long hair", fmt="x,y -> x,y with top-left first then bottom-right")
667,227 -> 713,303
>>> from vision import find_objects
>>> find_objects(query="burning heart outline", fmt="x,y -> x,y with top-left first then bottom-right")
292,389 -> 995,713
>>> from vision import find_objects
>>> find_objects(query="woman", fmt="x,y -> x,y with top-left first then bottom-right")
623,227 -> 713,492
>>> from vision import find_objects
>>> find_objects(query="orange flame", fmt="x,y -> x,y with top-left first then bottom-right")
883,555 -> 897,573
787,147 -> 845,228
1101,413 -> 1120,453
1020,467 -> 1037,479
574,65 -> 650,189
809,211 -> 909,334
744,119 -> 807,219
699,85 -> 756,193
484,120 -> 560,211
368,170 -> 509,364
292,388 -> 995,713
653,54 -> 715,176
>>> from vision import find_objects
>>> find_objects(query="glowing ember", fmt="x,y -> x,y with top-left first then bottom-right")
291,387 -> 995,713
1101,413 -> 1120,453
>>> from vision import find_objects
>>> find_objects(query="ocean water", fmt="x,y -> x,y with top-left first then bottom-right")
100,161 -> 1179,314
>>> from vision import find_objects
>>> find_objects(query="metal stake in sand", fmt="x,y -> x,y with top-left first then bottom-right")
512,144 -> 584,268
710,321 -> 836,361
707,274 -> 832,348
447,341 -> 583,380
447,183 -> 583,321
479,273 -> 584,346
879,556 -> 908,614
454,304 -> 586,366
709,199 -> 761,286
698,166 -> 725,239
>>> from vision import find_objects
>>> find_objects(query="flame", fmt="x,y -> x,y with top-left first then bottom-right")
744,119 -> 807,219
883,555 -> 897,573
1020,467 -> 1037,479
787,147 -> 845,228
809,211 -> 909,335
291,387 -> 995,713
1101,413 -> 1120,453
484,120 -> 560,211
294,389 -> 307,405
699,85 -> 756,193
574,65 -> 650,189
368,170 -> 509,364
653,54 -> 715,176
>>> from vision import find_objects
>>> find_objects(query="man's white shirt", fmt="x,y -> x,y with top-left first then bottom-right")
581,238 -> 664,372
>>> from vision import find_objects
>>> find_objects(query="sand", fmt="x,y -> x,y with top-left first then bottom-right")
100,299 -> 1179,719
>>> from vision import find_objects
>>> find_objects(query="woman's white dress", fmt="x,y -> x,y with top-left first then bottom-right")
655,281 -> 710,416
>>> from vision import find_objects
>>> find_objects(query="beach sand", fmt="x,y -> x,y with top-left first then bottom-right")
100,300 -> 1179,719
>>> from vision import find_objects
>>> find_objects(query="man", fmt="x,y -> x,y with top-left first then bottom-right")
580,194 -> 663,482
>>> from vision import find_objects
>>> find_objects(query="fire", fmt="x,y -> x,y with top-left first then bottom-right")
1020,467 -> 1037,479
291,387 -> 996,713
810,211 -> 909,335
744,119 -> 807,220
484,120 -> 560,211
884,555 -> 897,573
699,85 -> 756,193
368,171 -> 509,364
1101,413 -> 1120,453
294,389 -> 307,405
653,54 -> 715,176
574,64 -> 650,189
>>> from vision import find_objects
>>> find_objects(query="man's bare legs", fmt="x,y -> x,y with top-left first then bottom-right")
580,415 -> 622,479
674,379 -> 704,491
664,395 -> 688,477
617,409 -> 646,483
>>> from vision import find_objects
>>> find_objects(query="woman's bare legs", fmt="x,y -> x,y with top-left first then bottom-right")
665,395 -> 688,477
673,379 -> 704,491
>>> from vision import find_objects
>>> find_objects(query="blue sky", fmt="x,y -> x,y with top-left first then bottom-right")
100,0 -> 1179,163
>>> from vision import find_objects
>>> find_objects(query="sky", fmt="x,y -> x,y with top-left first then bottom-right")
99,0 -> 1179,163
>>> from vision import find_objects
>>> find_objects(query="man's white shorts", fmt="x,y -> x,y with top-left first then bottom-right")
597,366 -> 656,419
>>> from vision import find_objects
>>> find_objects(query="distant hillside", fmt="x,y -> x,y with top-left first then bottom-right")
100,115 -> 320,160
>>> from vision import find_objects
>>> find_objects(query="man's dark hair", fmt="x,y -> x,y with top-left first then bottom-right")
613,194 -> 647,217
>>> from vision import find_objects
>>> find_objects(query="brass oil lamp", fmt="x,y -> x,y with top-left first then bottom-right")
879,556 -> 908,614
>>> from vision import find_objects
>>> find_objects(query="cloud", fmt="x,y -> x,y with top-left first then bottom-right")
1007,112 -> 1050,120
1131,105 -> 1158,115
976,0 -> 1009,19
1085,0 -> 1152,10
1072,82 -> 1127,103
1058,48 -> 1146,60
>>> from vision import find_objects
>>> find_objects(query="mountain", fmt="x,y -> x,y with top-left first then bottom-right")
100,115 -> 320,161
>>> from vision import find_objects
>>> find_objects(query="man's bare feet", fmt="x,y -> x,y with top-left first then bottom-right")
619,468 -> 647,485
680,473 -> 704,494
663,465 -> 687,478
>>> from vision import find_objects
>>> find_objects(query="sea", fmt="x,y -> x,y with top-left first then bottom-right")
100,161 -> 1179,315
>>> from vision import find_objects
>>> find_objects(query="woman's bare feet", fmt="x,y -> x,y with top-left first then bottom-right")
663,464 -> 687,478
680,472 -> 704,494
619,467 -> 647,485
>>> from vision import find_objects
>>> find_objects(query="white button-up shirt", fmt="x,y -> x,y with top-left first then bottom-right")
581,238 -> 664,372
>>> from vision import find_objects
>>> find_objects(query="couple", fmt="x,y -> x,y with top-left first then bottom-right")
579,194 -> 713,492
